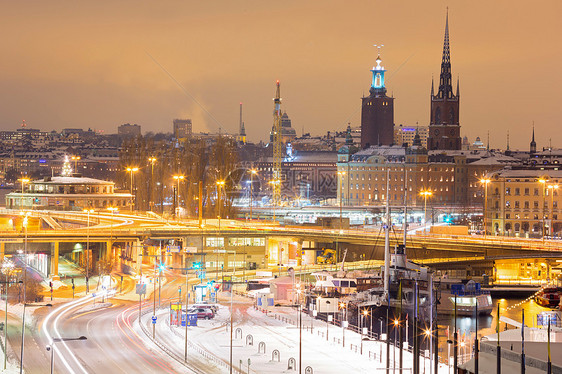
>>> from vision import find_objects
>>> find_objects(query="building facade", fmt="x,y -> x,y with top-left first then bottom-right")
487,169 -> 562,237
6,176 -> 131,211
173,119 -> 192,140
394,125 -> 429,148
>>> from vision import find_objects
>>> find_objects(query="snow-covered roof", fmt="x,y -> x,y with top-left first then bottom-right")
31,176 -> 114,185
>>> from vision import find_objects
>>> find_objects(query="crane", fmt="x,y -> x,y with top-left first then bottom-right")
272,80 -> 282,207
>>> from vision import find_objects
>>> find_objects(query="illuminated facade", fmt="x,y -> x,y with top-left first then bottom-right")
394,125 -> 428,148
486,169 -> 562,237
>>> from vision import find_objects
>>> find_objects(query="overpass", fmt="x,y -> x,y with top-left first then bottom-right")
0,210 -> 560,282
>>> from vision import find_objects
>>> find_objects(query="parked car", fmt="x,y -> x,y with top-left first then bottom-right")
186,307 -> 214,320
192,303 -> 219,313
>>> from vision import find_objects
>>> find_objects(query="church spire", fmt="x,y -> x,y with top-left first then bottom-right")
369,44 -> 387,97
431,77 -> 434,96
436,10 -> 454,100
530,123 -> 537,154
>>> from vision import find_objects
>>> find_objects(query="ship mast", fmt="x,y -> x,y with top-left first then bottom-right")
384,167 -> 390,295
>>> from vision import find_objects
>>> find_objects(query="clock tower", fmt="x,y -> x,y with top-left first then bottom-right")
428,12 -> 461,151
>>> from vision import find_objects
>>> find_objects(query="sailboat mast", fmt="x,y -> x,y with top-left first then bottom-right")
403,168 -> 407,246
384,167 -> 390,295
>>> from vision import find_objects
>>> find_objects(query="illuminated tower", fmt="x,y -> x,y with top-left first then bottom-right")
427,12 -> 461,151
360,46 -> 395,148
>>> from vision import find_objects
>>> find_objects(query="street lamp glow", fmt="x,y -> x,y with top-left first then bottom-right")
394,319 -> 399,326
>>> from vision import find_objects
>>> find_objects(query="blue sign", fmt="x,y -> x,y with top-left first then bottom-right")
181,313 -> 198,327
152,316 -> 157,324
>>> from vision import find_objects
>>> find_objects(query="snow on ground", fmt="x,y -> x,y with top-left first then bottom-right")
159,297 -> 451,374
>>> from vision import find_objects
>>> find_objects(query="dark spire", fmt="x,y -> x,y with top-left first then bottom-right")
413,128 -> 422,147
456,76 -> 460,97
436,10 -> 454,100
345,123 -> 354,146
431,77 -> 435,96
530,123 -> 537,154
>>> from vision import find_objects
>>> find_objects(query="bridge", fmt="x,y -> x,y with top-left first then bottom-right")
1,209 -> 560,283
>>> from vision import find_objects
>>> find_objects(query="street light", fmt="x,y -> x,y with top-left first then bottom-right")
46,336 -> 87,374
173,175 -> 185,218
337,171 -> 346,229
547,184 -> 559,237
126,167 -> 139,211
18,178 -> 30,208
216,180 -> 225,229
83,208 -> 95,294
148,157 -> 157,211
248,169 -> 258,221
21,302 -> 52,373
479,178 -> 491,238
107,207 -> 118,255
339,301 -> 347,347
268,179 -> 280,221
71,156 -> 81,171
419,190 -> 433,230
539,178 -> 548,239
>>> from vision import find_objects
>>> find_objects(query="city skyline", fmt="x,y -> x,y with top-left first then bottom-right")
0,1 -> 560,149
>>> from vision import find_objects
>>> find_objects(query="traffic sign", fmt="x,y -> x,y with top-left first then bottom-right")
135,284 -> 147,295
151,316 -> 157,324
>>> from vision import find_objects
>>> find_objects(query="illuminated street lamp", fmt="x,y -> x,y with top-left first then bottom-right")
18,178 -> 30,208
479,178 -> 491,238
216,180 -> 225,229
547,184 -> 559,236
47,336 -> 87,374
248,169 -> 258,220
419,190 -> 433,229
337,171 -> 346,229
173,175 -> 185,218
339,301 -> 348,347
107,207 -> 118,251
83,208 -> 95,293
148,157 -> 157,211
268,179 -> 280,221
71,156 -> 81,171
539,178 -> 548,239
126,167 -> 139,211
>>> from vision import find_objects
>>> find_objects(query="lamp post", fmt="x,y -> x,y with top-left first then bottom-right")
361,308 -> 368,355
21,302 -> 52,373
419,190 -> 433,230
18,178 -> 30,208
173,175 -> 185,219
148,157 -> 157,212
216,180 -> 225,230
539,178 -> 548,240
339,301 -> 347,347
547,184 -> 559,237
268,179 -> 280,221
47,336 -> 87,374
83,208 -> 94,294
1,276 -> 21,371
480,178 -> 491,238
71,156 -> 81,172
394,319 -> 400,373
126,167 -> 139,211
248,169 -> 257,221
337,171 -> 346,228
107,207 -> 118,255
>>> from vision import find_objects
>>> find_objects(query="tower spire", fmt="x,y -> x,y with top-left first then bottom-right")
530,122 -> 537,154
436,10 -> 453,100
370,44 -> 387,96
431,76 -> 435,96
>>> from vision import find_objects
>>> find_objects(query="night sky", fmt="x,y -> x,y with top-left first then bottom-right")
0,1 -> 560,149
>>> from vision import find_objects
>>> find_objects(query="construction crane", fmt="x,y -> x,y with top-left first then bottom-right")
271,80 -> 282,207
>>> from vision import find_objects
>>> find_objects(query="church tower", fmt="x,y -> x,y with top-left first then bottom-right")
427,12 -> 461,151
360,47 -> 395,148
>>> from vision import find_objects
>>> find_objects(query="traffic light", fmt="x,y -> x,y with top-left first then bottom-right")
192,262 -> 202,270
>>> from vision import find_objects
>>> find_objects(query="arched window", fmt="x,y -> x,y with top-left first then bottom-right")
449,108 -> 455,124
435,107 -> 441,124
